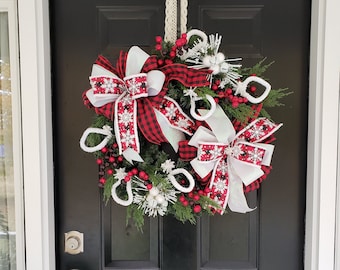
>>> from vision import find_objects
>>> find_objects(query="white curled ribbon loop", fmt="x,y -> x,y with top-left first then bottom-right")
235,76 -> 271,104
79,125 -> 112,153
167,168 -> 195,193
180,29 -> 208,61
189,105 -> 282,213
111,180 -> 133,206
184,88 -> 216,121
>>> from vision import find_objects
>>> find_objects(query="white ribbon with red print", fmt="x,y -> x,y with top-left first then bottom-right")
86,46 -> 195,158
189,105 -> 282,213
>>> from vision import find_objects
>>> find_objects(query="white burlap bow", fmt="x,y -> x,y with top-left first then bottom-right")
189,105 -> 282,213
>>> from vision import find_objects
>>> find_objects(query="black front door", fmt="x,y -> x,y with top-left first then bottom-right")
51,1 -> 310,269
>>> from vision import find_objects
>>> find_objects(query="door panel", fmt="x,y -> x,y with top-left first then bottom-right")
51,0 -> 310,269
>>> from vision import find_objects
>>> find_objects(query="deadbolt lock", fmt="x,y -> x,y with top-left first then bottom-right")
64,231 -> 84,255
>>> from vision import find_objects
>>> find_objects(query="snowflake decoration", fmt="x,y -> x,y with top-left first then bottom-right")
161,159 -> 175,174
119,110 -> 133,125
114,168 -> 127,181
102,78 -> 116,93
214,179 -> 228,193
121,130 -> 135,146
165,103 -> 177,118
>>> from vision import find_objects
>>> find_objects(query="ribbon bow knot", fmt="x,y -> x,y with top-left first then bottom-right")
189,105 -> 282,214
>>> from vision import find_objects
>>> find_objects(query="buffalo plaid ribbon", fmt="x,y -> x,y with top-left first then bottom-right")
83,51 -> 211,146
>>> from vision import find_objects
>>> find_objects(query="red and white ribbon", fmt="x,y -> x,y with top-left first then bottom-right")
189,105 -> 282,213
85,46 -> 195,161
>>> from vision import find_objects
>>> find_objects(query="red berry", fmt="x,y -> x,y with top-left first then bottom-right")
179,195 -> 186,202
250,85 -> 256,92
218,92 -> 225,98
232,102 -> 239,108
170,51 -> 176,58
165,59 -> 173,65
198,190 -> 204,195
155,36 -> 162,43
204,187 -> 211,193
212,84 -> 218,91
108,156 -> 115,163
175,39 -> 182,47
157,59 -> 164,66
113,143 -> 118,148
146,183 -> 153,190
238,97 -> 244,103
139,171 -> 146,179
128,171 -> 134,176
132,168 -> 138,175
214,97 -> 219,103
193,194 -> 200,201
193,205 -> 202,213
96,158 -> 103,165
182,200 -> 189,207
226,88 -> 233,95
243,97 -> 248,103
188,192 -> 193,198
155,44 -> 162,51
107,169 -> 113,175
117,156 -> 123,162
101,147 -> 108,153
124,175 -> 131,182
99,177 -> 106,184
181,33 -> 187,39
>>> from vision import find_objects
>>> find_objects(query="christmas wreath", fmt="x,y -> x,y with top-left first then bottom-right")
80,29 -> 288,229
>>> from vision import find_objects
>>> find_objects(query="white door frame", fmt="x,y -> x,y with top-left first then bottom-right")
16,0 -> 340,269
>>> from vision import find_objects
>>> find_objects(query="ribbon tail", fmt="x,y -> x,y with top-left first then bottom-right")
122,148 -> 144,164
228,168 -> 255,213
154,109 -> 185,152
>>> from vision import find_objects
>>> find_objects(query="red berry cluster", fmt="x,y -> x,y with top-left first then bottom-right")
210,79 -> 259,108
154,34 -> 188,67
178,187 -> 211,214
96,144 -> 149,188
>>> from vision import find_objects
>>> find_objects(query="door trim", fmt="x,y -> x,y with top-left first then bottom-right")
305,0 -> 340,269
17,0 -> 55,269
17,0 -> 340,269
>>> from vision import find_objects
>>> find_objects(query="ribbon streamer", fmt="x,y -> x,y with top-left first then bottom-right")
189,105 -> 282,213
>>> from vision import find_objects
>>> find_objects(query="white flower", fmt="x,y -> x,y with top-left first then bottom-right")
161,159 -> 175,174
133,182 -> 178,217
114,168 -> 127,181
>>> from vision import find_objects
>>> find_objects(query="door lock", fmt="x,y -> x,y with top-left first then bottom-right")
64,231 -> 84,255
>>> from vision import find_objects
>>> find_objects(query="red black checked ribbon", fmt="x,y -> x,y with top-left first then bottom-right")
83,46 -> 211,149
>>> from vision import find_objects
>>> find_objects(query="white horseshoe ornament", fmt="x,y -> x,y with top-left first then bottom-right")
79,125 -> 113,153
190,94 -> 216,121
235,76 -> 271,104
180,29 -> 208,61
167,168 -> 195,193
111,180 -> 133,206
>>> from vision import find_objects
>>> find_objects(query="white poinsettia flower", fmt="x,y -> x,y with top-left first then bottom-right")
114,167 -> 127,181
161,159 -> 175,174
